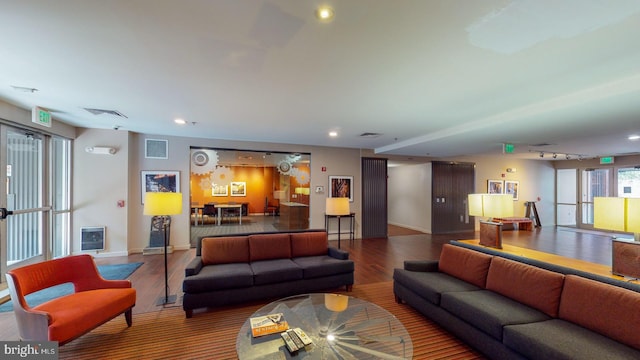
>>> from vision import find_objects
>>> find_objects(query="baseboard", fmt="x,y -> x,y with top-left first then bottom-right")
73,250 -> 130,257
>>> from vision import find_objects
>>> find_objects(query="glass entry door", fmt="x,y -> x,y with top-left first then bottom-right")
2,126 -> 48,269
580,168 -> 610,228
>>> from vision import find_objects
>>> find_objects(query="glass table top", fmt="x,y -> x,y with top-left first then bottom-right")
236,293 -> 413,360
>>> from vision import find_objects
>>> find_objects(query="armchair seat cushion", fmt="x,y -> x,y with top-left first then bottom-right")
250,259 -> 303,285
35,288 -> 136,344
183,263 -> 254,293
293,256 -> 354,279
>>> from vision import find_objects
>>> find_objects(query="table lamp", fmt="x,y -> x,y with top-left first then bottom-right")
144,192 -> 182,305
468,193 -> 514,248
326,197 -> 350,248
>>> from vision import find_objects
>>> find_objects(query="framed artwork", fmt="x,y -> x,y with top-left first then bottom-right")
141,170 -> 180,203
212,184 -> 228,196
81,226 -> 105,251
488,179 -> 504,194
329,175 -> 354,202
505,180 -> 519,200
230,181 -> 246,196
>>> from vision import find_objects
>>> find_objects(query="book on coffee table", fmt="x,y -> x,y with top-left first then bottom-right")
250,313 -> 289,337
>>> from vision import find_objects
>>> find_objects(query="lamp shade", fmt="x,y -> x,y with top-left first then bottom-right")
626,198 -> 640,233
594,197 -> 640,233
144,192 -> 183,216
468,194 -> 485,217
326,197 -> 350,216
273,190 -> 286,200
468,193 -> 514,218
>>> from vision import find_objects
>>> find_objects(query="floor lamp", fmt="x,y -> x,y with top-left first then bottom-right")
144,192 -> 182,305
326,197 -> 350,249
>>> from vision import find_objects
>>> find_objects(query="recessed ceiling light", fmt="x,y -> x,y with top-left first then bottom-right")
329,131 -> 338,137
316,5 -> 334,22
174,118 -> 186,125
629,135 -> 640,140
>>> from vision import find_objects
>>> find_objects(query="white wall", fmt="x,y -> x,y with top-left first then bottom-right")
72,130 -> 364,255
73,128 -> 130,256
388,163 -> 432,233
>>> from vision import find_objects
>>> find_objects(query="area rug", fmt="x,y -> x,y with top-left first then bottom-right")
58,281 -> 485,360
0,262 -> 143,313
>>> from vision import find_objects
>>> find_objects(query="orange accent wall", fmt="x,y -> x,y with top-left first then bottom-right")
190,167 -> 276,214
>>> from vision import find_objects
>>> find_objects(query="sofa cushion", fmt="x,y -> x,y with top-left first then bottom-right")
441,290 -> 551,341
291,232 -> 328,257
486,256 -> 565,317
249,234 -> 291,261
292,256 -> 354,279
182,263 -> 254,293
201,236 -> 249,265
559,275 -> 640,350
504,319 -> 640,360
250,259 -> 302,285
438,244 -> 492,288
393,269 -> 481,305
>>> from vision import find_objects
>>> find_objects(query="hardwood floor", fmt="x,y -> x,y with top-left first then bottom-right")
0,225 -> 619,341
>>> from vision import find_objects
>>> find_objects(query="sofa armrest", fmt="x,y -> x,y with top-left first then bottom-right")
328,247 -> 349,260
185,257 -> 203,277
404,260 -> 439,272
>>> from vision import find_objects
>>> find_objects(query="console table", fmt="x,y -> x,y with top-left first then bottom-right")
324,213 -> 355,249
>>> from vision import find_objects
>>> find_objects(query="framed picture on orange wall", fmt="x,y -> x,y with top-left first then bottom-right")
230,181 -> 246,197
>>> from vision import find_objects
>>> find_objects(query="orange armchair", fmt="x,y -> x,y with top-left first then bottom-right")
5,254 -> 136,345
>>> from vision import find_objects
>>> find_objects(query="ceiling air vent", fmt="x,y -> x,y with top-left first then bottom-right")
84,108 -> 128,118
359,132 -> 382,138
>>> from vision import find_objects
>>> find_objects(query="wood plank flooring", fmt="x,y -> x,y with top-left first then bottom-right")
0,225 -> 619,342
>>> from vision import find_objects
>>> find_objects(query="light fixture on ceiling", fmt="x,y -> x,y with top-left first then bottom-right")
629,135 -> 640,141
553,153 -> 558,159
174,118 -> 186,125
11,85 -> 38,93
566,154 -> 571,160
316,5 -> 334,22
329,131 -> 338,137
539,152 -> 544,158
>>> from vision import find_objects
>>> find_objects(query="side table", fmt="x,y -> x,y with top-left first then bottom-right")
324,213 -> 355,249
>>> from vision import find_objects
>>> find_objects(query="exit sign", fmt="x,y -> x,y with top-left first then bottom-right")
503,143 -> 515,154
32,107 -> 52,128
600,156 -> 615,164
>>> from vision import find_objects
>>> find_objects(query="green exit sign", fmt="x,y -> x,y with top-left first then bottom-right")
503,143 -> 515,154
600,156 -> 615,164
32,107 -> 52,128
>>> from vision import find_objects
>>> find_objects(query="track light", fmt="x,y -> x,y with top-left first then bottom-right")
566,154 -> 571,160
539,152 -> 544,158
553,153 -> 558,159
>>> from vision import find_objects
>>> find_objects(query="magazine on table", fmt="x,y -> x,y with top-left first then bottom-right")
250,313 -> 289,337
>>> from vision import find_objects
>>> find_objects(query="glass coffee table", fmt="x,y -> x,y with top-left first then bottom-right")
236,293 -> 412,359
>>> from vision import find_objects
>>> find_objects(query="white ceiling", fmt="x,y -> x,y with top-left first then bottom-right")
2,0 -> 640,160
